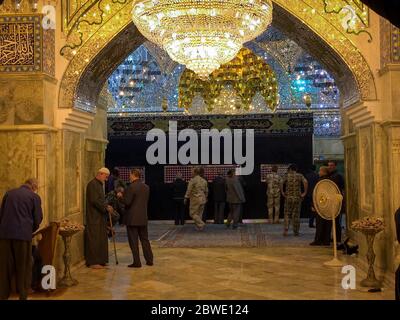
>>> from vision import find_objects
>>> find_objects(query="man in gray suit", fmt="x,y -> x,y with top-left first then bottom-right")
225,169 -> 245,229
118,169 -> 153,268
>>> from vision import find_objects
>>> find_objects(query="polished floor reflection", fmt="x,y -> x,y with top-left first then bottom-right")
33,222 -> 394,300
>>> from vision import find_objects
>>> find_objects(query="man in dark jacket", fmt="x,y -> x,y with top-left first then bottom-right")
0,178 -> 43,300
305,165 -> 319,228
328,160 -> 344,243
85,168 -> 113,269
106,168 -> 127,194
225,170 -> 245,229
310,166 -> 332,246
212,173 -> 226,224
119,169 -> 153,268
172,173 -> 187,225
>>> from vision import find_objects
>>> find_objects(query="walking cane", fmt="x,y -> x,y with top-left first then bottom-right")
108,210 -> 119,265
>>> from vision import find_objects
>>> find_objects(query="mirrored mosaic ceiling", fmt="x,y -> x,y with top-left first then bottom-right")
107,27 -> 340,137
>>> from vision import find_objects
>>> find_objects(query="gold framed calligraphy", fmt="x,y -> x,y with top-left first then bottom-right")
0,15 -> 41,72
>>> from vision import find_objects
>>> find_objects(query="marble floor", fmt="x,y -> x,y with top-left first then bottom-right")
31,222 -> 394,300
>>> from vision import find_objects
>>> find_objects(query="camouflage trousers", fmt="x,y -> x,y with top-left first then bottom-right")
189,202 -> 206,229
267,193 -> 280,222
284,197 -> 302,235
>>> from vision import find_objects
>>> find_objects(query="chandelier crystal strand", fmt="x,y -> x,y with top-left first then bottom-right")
132,0 -> 273,79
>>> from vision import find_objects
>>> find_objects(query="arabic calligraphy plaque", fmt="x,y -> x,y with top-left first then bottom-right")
0,15 -> 41,72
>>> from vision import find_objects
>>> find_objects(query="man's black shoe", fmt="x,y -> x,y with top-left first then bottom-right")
128,264 -> 142,268
146,262 -> 154,266
337,243 -> 345,251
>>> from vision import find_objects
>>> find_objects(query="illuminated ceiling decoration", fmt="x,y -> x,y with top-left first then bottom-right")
107,28 -> 340,114
178,48 -> 279,113
107,44 -> 184,113
106,28 -> 342,137
143,41 -> 178,75
290,53 -> 339,109
131,0 -> 273,80
322,0 -> 372,41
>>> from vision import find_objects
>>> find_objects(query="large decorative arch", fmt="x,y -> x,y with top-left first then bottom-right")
58,0 -> 377,111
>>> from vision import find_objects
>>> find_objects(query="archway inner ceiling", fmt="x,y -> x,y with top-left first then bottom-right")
62,1 -> 376,113
107,27 -> 339,111
106,26 -> 341,137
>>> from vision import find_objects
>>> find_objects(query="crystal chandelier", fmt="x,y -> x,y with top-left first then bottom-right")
132,0 -> 273,79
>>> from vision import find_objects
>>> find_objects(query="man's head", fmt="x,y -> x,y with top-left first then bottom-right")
112,168 -> 120,178
115,186 -> 124,194
96,167 -> 110,183
176,172 -> 183,180
327,161 -> 337,173
319,166 -> 329,177
130,169 -> 141,182
227,169 -> 235,177
25,178 -> 38,192
193,167 -> 204,177
271,165 -> 278,173
288,164 -> 298,173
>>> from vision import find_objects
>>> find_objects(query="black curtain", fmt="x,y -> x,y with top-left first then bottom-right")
106,133 -> 313,220
360,0 -> 400,28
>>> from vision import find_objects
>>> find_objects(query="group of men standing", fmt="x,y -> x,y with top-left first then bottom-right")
266,164 -> 308,236
172,162 -> 343,238
265,161 -> 344,241
0,160 -> 399,300
85,167 -> 153,269
172,167 -> 246,231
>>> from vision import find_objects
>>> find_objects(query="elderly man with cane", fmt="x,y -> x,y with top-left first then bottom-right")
85,167 -> 114,269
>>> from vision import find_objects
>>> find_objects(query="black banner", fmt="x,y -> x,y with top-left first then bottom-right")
108,113 -> 313,137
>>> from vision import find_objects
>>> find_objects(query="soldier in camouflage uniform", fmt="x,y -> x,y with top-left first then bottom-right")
266,165 -> 282,224
281,164 -> 308,236
184,167 -> 208,231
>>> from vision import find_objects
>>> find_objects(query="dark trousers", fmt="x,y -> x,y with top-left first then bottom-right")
227,203 -> 241,228
314,214 -> 331,245
327,214 -> 342,243
315,214 -> 342,244
335,213 -> 342,243
309,214 -> 315,227
31,246 -> 43,291
0,239 -> 32,300
304,197 -> 315,226
396,264 -> 400,301
126,226 -> 153,266
214,202 -> 225,224
174,199 -> 185,225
